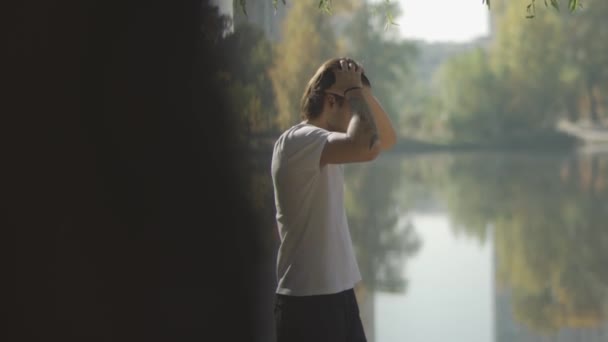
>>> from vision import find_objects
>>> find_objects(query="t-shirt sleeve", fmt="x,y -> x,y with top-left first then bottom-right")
286,126 -> 331,173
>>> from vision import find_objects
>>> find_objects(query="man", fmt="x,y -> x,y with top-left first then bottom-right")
270,57 -> 397,341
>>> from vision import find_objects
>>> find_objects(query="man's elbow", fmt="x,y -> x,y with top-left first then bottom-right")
363,141 -> 382,161
382,132 -> 397,151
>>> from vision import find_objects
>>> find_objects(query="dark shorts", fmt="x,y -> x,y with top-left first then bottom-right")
274,288 -> 367,342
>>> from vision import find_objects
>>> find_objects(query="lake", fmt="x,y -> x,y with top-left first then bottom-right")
254,148 -> 608,342
347,148 -> 608,342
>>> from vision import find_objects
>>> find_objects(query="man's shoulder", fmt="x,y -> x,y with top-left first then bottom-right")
273,123 -> 331,158
280,123 -> 329,143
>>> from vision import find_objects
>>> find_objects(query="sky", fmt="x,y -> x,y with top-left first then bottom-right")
375,213 -> 494,342
376,0 -> 491,42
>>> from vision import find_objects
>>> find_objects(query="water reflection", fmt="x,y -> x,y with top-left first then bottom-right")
346,150 -> 608,342
344,158 -> 422,339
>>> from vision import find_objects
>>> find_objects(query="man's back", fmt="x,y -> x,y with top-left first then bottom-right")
271,57 -> 395,342
271,122 -> 361,296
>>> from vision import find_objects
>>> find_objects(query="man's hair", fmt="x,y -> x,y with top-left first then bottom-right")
299,57 -> 371,121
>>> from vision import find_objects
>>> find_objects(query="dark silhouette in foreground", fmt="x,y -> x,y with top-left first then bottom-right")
10,1 -> 266,341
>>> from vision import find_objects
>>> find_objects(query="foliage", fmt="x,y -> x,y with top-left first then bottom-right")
559,0 -> 608,123
211,15 -> 279,253
430,0 -> 607,145
219,0 -> 605,146
268,0 -> 338,129
524,0 -> 583,18
235,0 -> 584,19
340,1 -> 417,130
237,0 -> 400,28
437,49 -> 507,142
216,23 -> 277,138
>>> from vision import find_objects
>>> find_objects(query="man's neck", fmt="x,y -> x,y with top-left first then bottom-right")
305,114 -> 330,131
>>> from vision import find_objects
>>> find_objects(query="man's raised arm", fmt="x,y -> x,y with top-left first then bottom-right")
362,86 -> 397,151
320,59 -> 381,166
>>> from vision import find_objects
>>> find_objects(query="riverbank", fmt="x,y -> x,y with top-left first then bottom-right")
246,131 -> 581,156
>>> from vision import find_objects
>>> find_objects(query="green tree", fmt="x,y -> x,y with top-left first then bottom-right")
436,48 -> 507,142
561,0 -> 608,123
433,0 -> 588,145
340,1 -> 417,137
490,0 -> 566,128
268,1 -> 338,129
213,22 -> 281,255
217,22 -> 277,137
235,1 -> 584,20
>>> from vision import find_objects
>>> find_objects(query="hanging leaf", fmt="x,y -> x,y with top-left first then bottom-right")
235,0 -> 583,18
526,1 -> 536,19
272,0 -> 287,14
384,12 -> 395,31
318,0 -> 333,15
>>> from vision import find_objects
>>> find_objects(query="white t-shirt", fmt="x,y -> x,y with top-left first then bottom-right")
271,122 -> 361,296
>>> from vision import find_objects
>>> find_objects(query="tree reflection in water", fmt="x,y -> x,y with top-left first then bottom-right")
436,151 -> 608,336
344,157 -> 422,342
255,149 -> 608,340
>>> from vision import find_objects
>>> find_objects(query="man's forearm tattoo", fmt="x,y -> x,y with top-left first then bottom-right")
348,96 -> 378,150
